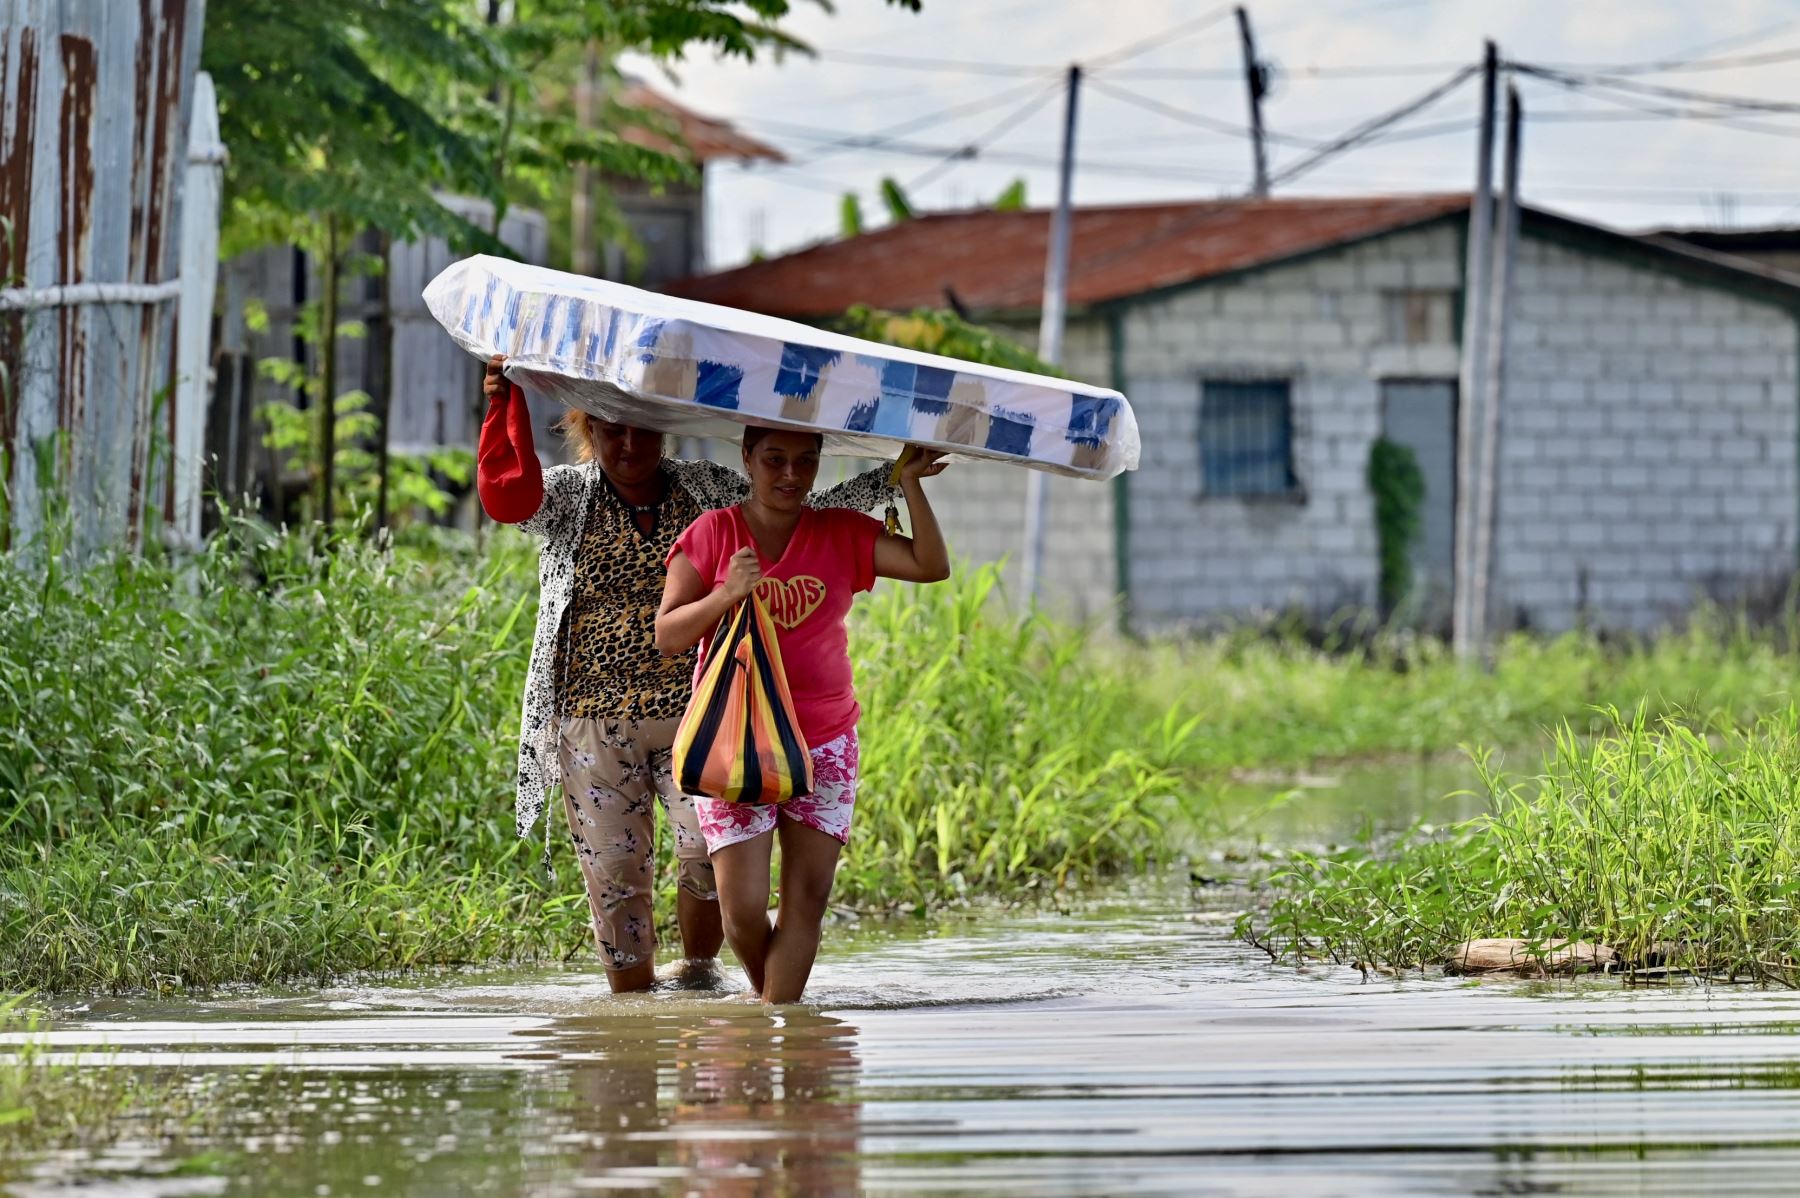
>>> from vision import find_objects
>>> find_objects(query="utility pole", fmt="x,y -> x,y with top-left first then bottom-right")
1452,40 -> 1498,660
571,39 -> 602,278
1470,83 -> 1522,655
1021,63 -> 1081,605
1235,6 -> 1270,197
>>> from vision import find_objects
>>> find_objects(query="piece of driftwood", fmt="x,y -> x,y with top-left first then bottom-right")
1443,938 -> 1617,976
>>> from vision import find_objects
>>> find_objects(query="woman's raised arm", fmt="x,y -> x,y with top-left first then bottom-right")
475,355 -> 545,525
872,449 -> 950,583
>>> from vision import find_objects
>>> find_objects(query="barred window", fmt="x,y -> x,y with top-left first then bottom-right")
1381,289 -> 1456,346
1199,379 -> 1296,497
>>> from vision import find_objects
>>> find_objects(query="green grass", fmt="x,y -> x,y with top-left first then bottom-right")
1243,707 -> 1800,984
1132,616 -> 1800,773
0,519 -> 1190,992
846,569 -> 1192,905
12,513 -> 1800,993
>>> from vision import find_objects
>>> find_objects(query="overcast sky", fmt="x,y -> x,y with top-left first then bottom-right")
617,0 -> 1800,272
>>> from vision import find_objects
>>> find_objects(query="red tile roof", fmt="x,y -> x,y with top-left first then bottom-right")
665,194 -> 1471,318
618,82 -> 786,165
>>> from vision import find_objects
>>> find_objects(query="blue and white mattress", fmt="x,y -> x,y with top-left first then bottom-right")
423,256 -> 1138,480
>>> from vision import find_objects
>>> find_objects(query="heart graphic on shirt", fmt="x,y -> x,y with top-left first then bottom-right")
755,575 -> 826,629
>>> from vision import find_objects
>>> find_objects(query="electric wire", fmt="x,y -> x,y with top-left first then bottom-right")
1268,64 -> 1479,186
1084,76 -> 1323,147
904,80 -> 1066,190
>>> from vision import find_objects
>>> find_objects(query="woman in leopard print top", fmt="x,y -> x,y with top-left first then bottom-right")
477,355 -> 895,992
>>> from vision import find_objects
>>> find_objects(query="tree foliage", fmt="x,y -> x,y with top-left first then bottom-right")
838,305 -> 1063,378
202,0 -> 924,528
205,0 -> 922,255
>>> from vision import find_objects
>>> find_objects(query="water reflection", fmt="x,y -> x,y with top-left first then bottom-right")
547,1008 -> 863,1195
18,893 -> 1800,1196
1214,751 -> 1496,848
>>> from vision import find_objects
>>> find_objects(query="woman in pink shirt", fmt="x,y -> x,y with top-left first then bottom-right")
656,427 -> 950,1003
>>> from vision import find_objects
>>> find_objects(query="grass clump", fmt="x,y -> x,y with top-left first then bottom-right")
1244,707 -> 1800,984
2,516 -> 577,992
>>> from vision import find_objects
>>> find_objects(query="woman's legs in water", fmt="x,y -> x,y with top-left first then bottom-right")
696,731 -> 859,1002
562,718 -> 723,994
710,822 -> 841,1002
712,831 -> 775,995
762,820 -> 843,1004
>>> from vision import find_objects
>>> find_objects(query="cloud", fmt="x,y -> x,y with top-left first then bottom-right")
618,0 -> 1800,268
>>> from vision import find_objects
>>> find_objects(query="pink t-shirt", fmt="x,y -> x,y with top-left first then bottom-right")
671,505 -> 883,747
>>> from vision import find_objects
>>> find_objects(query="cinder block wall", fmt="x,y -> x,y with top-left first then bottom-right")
1116,221 -> 1463,628
917,317 -> 1121,623
1495,237 -> 1800,631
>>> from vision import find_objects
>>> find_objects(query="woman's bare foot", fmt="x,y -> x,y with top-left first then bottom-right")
655,957 -> 727,991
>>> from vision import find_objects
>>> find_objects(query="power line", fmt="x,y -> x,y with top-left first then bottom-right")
1515,67 -> 1800,142
751,79 -> 984,114
809,23 -> 1800,89
1102,60 -> 1469,81
813,48 -> 1052,77
810,7 -> 1240,79
1514,62 -> 1800,117
905,81 -> 1065,190
753,171 -> 870,197
1086,4 -> 1237,71
1544,16 -> 1800,77
1084,76 -> 1322,147
745,119 -> 1252,181
1261,0 -> 1436,38
1268,64 -> 1479,186
1580,44 -> 1800,77
783,77 -> 1058,166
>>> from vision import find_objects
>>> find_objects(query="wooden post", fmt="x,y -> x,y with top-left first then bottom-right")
1452,41 -> 1498,659
318,212 -> 340,529
572,40 -> 601,278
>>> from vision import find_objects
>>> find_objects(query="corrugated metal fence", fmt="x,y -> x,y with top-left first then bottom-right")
0,0 -> 205,555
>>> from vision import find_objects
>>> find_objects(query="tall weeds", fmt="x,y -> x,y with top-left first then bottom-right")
12,513 -> 1800,993
846,569 -> 1192,906
1133,616 -> 1800,772
1246,708 -> 1800,984
0,523 -> 1186,991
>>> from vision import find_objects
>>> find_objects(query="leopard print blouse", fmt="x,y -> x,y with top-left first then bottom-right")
556,467 -> 703,722
510,457 -> 894,842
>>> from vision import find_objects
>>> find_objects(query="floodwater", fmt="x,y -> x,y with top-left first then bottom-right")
10,757 -> 1800,1196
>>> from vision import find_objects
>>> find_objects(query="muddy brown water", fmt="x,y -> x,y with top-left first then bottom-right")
9,756 -> 1800,1196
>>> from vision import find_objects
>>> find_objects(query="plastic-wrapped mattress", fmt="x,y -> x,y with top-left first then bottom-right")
424,256 -> 1138,480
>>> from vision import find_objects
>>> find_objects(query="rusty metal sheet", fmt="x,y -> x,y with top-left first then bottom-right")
0,0 -> 204,555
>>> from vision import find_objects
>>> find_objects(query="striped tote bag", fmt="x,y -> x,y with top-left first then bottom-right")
672,593 -> 814,804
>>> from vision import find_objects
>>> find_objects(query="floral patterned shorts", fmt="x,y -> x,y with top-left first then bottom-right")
694,730 -> 860,853
559,715 -> 717,973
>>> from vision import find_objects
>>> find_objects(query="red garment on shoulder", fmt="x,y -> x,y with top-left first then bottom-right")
476,382 -> 545,524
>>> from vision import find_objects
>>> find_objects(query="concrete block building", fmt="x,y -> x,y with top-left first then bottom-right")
669,195 -> 1800,634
